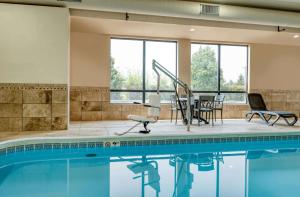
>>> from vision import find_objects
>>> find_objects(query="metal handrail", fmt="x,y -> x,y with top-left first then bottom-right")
152,59 -> 193,131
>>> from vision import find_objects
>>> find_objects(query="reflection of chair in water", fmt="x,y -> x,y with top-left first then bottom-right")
195,153 -> 215,171
127,156 -> 160,196
185,153 -> 222,171
170,152 -> 223,197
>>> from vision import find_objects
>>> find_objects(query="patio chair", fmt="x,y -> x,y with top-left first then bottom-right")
193,95 -> 215,126
245,93 -> 298,126
170,95 -> 182,124
213,94 -> 225,124
115,94 -> 161,135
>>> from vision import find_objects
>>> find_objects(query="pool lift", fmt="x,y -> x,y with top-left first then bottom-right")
152,59 -> 193,131
115,60 -> 193,136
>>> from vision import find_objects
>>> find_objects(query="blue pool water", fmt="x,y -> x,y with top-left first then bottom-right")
1,140 -> 300,197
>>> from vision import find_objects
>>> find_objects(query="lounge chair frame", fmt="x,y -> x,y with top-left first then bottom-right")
246,110 -> 298,126
246,93 -> 298,126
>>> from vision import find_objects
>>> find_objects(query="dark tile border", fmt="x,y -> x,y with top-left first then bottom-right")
0,83 -> 67,91
0,135 -> 300,156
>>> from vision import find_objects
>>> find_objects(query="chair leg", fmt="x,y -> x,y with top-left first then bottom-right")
283,116 -> 298,126
211,111 -> 214,126
268,114 -> 280,126
221,109 -> 223,124
198,111 -> 200,126
175,110 -> 178,124
214,110 -> 216,122
171,110 -> 173,122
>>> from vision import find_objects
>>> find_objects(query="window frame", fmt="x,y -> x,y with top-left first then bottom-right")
191,42 -> 249,103
110,37 -> 178,103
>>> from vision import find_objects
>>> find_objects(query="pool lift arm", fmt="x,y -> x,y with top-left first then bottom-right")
152,59 -> 193,131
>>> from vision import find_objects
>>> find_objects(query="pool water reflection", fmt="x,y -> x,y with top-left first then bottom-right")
0,142 -> 300,197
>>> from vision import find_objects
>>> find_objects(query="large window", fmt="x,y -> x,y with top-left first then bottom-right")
110,38 -> 177,103
191,43 -> 248,103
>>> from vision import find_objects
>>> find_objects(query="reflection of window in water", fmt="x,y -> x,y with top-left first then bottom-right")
3,149 -> 299,197
110,152 -> 246,197
171,153 -> 222,197
247,148 -> 300,197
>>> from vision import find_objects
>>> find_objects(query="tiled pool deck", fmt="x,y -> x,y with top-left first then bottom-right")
1,119 -> 300,143
1,119 -> 300,155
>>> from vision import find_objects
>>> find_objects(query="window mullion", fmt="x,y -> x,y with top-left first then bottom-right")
142,40 -> 146,103
217,44 -> 221,95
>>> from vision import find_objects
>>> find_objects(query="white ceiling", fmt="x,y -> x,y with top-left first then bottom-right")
3,0 -> 300,45
3,0 -> 300,12
71,16 -> 300,46
3,0 -> 300,28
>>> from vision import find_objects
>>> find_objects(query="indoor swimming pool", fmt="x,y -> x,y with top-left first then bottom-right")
0,137 -> 300,197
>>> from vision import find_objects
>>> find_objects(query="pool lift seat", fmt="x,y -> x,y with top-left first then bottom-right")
115,94 -> 161,136
116,59 -> 193,136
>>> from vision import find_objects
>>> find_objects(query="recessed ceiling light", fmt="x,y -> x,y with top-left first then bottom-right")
294,34 -> 299,38
190,28 -> 195,32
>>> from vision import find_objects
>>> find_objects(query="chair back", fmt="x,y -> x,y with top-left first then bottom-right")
247,93 -> 267,111
148,94 -> 161,117
214,94 -> 225,108
172,95 -> 188,110
170,95 -> 177,109
198,95 -> 215,109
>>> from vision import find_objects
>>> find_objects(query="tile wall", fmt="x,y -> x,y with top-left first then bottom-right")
0,83 -> 68,131
69,86 -> 251,121
2,85 -> 297,129
69,86 -> 171,121
250,89 -> 300,117
69,87 -> 300,121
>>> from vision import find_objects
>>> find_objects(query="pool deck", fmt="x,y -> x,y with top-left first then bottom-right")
1,119 -> 300,144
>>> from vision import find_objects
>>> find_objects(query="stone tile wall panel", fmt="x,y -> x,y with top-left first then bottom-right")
0,83 -> 67,131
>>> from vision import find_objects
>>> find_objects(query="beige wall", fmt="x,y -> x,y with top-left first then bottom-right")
178,39 -> 191,86
0,3 -> 69,84
69,25 -> 300,120
69,34 -> 192,88
250,44 -> 300,90
69,34 -> 300,92
70,32 -> 110,87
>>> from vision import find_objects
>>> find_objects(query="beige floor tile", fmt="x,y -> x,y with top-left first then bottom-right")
1,119 -> 300,142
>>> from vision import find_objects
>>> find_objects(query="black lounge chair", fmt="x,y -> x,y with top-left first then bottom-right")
246,93 -> 298,126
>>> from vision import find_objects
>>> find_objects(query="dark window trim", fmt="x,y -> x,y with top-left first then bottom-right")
191,41 -> 249,47
191,42 -> 249,102
111,36 -> 178,43
192,91 -> 246,94
110,38 -> 178,103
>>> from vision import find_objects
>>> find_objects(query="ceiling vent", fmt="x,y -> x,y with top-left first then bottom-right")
199,4 -> 220,16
